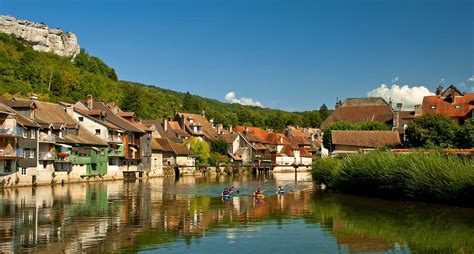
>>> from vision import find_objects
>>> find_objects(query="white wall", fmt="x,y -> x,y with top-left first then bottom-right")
150,152 -> 163,176
72,111 -> 108,141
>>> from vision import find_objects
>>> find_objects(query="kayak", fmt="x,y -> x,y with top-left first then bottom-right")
222,194 -> 232,199
255,193 -> 265,199
277,190 -> 286,195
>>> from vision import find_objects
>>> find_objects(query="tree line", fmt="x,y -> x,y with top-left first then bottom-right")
0,32 -> 330,132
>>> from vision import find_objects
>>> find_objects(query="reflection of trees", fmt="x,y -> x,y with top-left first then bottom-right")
304,193 -> 474,253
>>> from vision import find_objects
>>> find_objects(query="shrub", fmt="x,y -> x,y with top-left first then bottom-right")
312,157 -> 342,187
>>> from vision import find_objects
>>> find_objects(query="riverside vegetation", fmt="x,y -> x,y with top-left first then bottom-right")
312,151 -> 474,206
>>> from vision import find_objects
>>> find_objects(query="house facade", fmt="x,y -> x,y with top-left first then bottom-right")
330,130 -> 401,156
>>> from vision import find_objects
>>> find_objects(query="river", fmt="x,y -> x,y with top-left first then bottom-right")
0,173 -> 473,253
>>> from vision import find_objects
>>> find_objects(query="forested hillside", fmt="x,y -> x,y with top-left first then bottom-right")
0,32 -> 329,131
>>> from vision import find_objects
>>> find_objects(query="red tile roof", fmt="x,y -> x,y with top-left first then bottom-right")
421,93 -> 474,118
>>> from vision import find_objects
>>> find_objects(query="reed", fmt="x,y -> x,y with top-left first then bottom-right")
312,151 -> 474,205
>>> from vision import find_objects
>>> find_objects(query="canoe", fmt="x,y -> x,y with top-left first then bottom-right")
255,193 -> 265,199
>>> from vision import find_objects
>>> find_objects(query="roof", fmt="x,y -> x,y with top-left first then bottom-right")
234,126 -> 291,145
10,99 -> 78,129
151,138 -> 165,151
331,130 -> 401,148
73,106 -> 121,130
6,98 -> 36,108
91,101 -> 144,133
155,138 -> 194,156
321,98 -> 394,130
176,113 -> 217,140
0,103 -> 40,128
221,133 -> 239,144
60,128 -> 108,146
421,93 -> 474,118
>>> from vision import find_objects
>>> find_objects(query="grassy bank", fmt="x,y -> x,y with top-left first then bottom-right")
312,151 -> 474,206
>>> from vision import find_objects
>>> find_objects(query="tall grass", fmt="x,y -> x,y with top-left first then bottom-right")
312,151 -> 474,206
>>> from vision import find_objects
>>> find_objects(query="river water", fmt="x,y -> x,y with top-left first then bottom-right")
0,173 -> 473,253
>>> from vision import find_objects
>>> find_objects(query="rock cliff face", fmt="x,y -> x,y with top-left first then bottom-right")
0,15 -> 80,59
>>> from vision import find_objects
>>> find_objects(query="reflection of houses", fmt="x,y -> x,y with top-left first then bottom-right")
422,85 -> 474,125
174,112 -> 217,141
331,130 -> 401,156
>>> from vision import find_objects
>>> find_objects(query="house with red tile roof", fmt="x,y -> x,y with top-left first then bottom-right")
421,85 -> 474,125
331,130 -> 401,156
321,97 -> 395,130
234,126 -> 312,170
174,112 -> 217,142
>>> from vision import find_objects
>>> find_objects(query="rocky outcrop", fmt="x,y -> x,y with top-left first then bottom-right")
0,15 -> 80,59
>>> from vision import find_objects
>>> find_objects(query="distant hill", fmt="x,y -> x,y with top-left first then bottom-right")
0,32 -> 329,131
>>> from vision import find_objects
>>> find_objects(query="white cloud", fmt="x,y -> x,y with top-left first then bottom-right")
224,92 -> 263,107
468,76 -> 474,82
367,84 -> 434,110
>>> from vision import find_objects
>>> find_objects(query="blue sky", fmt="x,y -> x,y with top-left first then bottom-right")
1,0 -> 473,111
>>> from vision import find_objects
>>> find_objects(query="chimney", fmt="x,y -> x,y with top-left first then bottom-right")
436,84 -> 443,96
279,136 -> 283,144
30,93 -> 38,101
451,89 -> 456,104
163,119 -> 168,132
201,111 -> 206,118
335,98 -> 342,109
244,126 -> 249,134
414,104 -> 422,116
396,103 -> 403,111
86,94 -> 93,109
217,124 -> 223,135
229,125 -> 233,133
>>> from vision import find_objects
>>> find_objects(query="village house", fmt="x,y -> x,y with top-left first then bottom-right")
330,130 -> 401,156
7,96 -> 108,184
74,95 -> 152,173
0,102 -> 40,187
422,85 -> 474,125
220,132 -> 257,164
154,138 -> 195,175
284,126 -> 321,155
234,126 -> 312,171
141,119 -> 190,142
174,112 -> 217,142
321,98 -> 395,130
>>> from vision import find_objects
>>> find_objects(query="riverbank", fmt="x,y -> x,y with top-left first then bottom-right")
312,151 -> 474,206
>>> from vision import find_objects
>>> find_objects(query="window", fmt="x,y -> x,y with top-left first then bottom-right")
78,117 -> 84,122
431,105 -> 436,109
95,129 -> 101,135
30,130 -> 35,139
29,149 -> 35,159
21,167 -> 27,176
22,130 -> 27,138
455,105 -> 461,109
24,149 -> 29,158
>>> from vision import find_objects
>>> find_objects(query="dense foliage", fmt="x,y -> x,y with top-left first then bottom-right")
0,33 -> 329,131
322,121 -> 388,151
312,151 -> 474,206
405,113 -> 473,148
187,137 -> 210,166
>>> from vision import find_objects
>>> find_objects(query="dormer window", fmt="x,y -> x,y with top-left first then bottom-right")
78,117 -> 84,122
455,105 -> 461,109
431,105 -> 436,109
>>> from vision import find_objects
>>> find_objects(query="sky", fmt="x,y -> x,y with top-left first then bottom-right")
1,0 -> 473,111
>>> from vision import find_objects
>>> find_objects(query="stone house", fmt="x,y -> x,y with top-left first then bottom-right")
330,130 -> 401,156
221,132 -> 256,164
154,138 -> 195,175
174,112 -> 217,142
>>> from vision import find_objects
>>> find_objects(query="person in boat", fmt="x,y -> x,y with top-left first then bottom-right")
277,185 -> 285,194
254,187 -> 264,197
222,188 -> 230,197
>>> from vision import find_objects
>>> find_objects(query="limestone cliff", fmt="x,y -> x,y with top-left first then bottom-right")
0,15 -> 80,59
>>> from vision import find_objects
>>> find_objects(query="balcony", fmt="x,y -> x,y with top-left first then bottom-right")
0,127 -> 17,136
39,151 -> 57,161
107,135 -> 123,143
38,133 -> 56,143
0,148 -> 23,158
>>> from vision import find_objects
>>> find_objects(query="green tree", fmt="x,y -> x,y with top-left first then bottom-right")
120,86 -> 143,118
210,137 -> 228,154
319,104 -> 330,121
455,117 -> 474,148
187,137 -> 210,165
405,113 -> 457,148
182,92 -> 203,114
323,121 -> 354,151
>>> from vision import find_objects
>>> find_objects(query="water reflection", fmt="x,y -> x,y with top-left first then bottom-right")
0,174 -> 473,253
